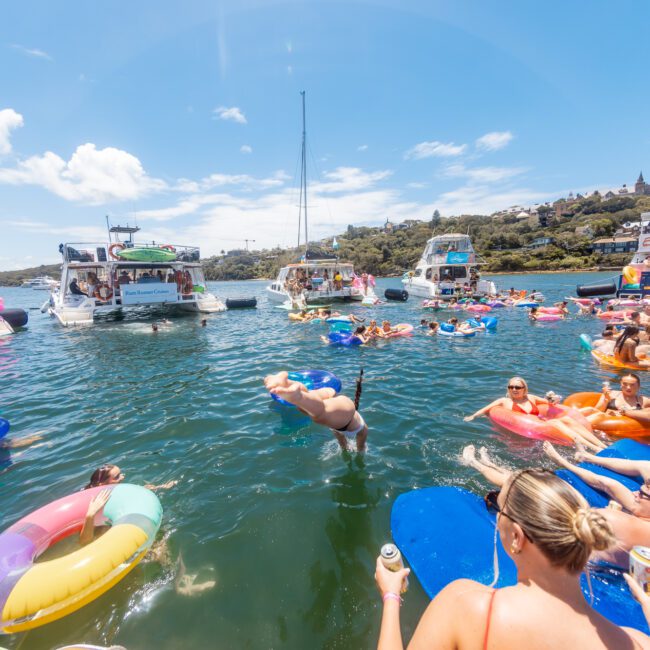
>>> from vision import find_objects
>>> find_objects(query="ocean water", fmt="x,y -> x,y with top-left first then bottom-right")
0,272 -> 624,649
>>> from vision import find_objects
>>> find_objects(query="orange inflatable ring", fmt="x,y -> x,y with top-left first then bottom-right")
591,349 -> 648,371
563,392 -> 650,439
108,243 -> 125,260
94,283 -> 113,301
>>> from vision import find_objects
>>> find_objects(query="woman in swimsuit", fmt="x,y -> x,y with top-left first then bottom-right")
375,468 -> 650,649
578,373 -> 650,429
464,377 -> 606,451
614,326 -> 650,367
264,370 -> 368,452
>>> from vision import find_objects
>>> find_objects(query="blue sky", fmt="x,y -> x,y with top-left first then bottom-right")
0,0 -> 648,270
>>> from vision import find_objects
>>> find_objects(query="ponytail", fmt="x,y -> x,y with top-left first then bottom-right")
354,368 -> 364,410
614,325 -> 639,355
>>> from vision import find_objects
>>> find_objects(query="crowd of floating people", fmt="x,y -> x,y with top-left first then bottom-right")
8,284 -> 650,648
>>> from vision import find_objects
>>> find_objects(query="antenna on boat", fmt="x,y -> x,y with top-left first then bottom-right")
106,215 -> 112,243
299,91 -> 308,255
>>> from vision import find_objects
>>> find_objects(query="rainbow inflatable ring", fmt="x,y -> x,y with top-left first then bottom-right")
0,484 -> 162,633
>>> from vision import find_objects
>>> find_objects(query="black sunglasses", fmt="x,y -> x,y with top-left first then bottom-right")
508,385 -> 525,390
484,490 -> 533,542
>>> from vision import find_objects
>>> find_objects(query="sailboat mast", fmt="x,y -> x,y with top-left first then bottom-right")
301,90 -> 308,252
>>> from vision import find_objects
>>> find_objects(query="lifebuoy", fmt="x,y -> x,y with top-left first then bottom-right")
94,284 -> 113,301
109,243 -> 125,259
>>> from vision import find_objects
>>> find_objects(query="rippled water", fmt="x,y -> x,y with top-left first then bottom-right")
0,272 -> 622,649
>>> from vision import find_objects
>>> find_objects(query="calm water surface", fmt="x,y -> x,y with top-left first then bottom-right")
0,272 -> 623,649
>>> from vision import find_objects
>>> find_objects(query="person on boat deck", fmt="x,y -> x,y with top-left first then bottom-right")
69,278 -> 87,297
463,376 -> 606,451
155,270 -> 164,282
333,271 -> 343,290
86,272 -> 99,297
118,270 -> 132,285
264,370 -> 368,452
166,272 -> 175,283
80,464 -> 177,546
376,466 -> 650,650
614,326 -> 650,367
578,373 -> 650,425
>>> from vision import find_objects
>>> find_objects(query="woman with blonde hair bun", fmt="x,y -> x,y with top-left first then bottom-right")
375,468 -> 650,649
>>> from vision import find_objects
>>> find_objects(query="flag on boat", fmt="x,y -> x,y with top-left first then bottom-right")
332,237 -> 339,250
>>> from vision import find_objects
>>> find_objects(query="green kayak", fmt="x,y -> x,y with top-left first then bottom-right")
116,248 -> 177,262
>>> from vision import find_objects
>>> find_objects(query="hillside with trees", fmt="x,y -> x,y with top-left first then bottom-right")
2,193 -> 649,286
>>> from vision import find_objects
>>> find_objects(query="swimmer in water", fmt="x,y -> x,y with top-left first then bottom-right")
152,323 -> 159,332
427,321 -> 439,336
264,370 -> 368,452
201,319 -> 207,327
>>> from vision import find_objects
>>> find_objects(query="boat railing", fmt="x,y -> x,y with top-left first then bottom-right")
60,242 -> 201,263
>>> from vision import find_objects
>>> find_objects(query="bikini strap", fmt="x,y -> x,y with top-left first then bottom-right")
483,589 -> 497,650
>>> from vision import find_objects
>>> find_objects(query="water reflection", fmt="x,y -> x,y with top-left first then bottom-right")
303,455 -> 381,648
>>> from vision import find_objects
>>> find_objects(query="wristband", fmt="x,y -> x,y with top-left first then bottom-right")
382,592 -> 402,605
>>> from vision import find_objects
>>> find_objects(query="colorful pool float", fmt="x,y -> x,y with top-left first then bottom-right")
487,403 -> 592,445
387,323 -> 414,338
534,313 -> 563,322
563,392 -> 650,439
115,247 -> 176,262
0,484 -> 162,633
591,349 -> 648,371
597,310 -> 631,321
0,418 -> 9,439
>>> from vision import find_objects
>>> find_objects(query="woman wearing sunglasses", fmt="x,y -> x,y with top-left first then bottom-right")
464,377 -> 606,451
375,468 -> 650,649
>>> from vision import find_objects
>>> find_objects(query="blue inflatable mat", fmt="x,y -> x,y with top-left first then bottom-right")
556,439 -> 650,508
392,486 -> 648,632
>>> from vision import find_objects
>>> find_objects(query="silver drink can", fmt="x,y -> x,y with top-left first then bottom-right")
630,546 -> 650,593
380,543 -> 409,593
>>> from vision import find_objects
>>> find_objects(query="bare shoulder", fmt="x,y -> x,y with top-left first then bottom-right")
425,579 -> 493,618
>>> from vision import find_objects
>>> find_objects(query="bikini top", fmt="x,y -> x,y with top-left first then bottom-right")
511,399 -> 540,416
607,396 -> 642,411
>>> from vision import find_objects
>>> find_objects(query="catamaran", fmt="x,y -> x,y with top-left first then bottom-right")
45,224 -> 226,326
266,92 -> 372,305
402,232 -> 496,300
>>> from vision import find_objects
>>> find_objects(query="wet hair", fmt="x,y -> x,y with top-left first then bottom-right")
604,324 -> 615,331
621,372 -> 641,386
502,469 -> 615,573
631,312 -> 641,320
85,464 -> 118,489
614,325 -> 640,355
354,325 -> 366,335
354,368 -> 364,410
429,321 -> 439,331
606,304 -> 614,311
601,329 -> 614,337
420,319 -> 428,325
449,317 -> 458,325
530,307 -> 538,313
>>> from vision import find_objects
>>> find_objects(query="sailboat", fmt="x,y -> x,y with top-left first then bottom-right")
266,92 -> 368,305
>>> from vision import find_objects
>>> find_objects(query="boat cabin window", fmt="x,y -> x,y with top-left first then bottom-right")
425,268 -> 440,281
439,266 -> 467,281
67,267 -> 108,295
413,268 -> 423,277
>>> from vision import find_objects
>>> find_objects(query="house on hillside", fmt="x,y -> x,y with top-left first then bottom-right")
526,237 -> 555,250
591,236 -> 638,254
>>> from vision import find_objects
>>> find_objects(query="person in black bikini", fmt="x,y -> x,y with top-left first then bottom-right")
264,370 -> 368,452
463,376 -> 606,451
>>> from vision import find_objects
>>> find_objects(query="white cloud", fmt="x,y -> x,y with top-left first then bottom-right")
10,44 -> 53,61
0,109 -> 24,155
404,140 -> 466,160
0,143 -> 167,204
213,106 -> 247,124
434,184 -> 548,216
310,167 -> 392,193
240,144 -> 253,154
475,131 -> 514,151
444,163 -> 526,184
200,170 -> 288,191
357,144 -> 368,151
407,182 -> 428,189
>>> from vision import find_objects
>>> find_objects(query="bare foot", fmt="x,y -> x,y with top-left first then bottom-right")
460,445 -> 476,466
264,371 -> 289,391
269,382 -> 304,405
478,446 -> 499,469
574,440 -> 589,464
543,441 -> 570,467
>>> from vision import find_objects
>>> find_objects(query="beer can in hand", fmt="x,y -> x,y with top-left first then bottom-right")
380,543 -> 409,593
630,546 -> 650,594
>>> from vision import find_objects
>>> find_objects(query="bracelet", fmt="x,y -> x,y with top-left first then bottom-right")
382,592 -> 402,605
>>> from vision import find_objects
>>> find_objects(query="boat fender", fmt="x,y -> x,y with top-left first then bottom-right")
0,308 -> 28,328
576,282 -> 617,298
384,288 -> 409,302
225,297 -> 257,309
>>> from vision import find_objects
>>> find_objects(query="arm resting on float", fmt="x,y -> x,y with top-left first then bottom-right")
621,408 -> 650,426
464,398 -> 505,421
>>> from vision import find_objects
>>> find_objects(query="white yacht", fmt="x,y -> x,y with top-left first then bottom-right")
402,233 -> 496,300
22,276 -> 59,290
46,224 -> 226,326
266,91 -> 371,306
